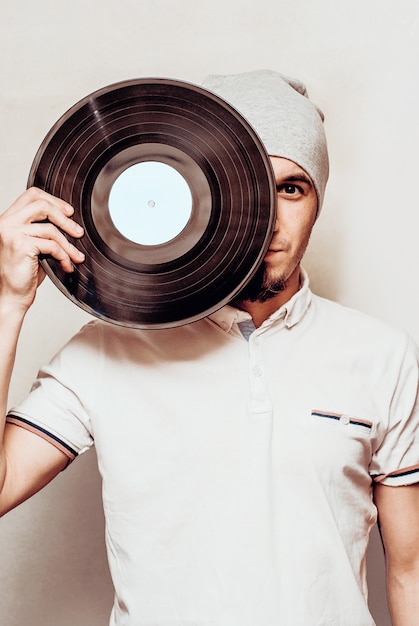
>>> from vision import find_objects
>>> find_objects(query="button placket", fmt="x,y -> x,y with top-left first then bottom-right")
248,334 -> 272,415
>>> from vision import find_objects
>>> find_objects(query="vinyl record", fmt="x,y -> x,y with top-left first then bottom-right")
28,78 -> 277,328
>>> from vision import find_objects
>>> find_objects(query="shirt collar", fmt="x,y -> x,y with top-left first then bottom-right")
209,268 -> 312,333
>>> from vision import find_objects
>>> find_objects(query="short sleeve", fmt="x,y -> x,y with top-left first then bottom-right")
6,322 -> 102,462
370,334 -> 419,486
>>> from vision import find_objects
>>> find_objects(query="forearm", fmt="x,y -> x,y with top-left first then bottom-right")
387,566 -> 419,626
0,300 -> 26,486
0,300 -> 26,420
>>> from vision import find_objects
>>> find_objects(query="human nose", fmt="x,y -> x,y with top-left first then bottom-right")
273,207 -> 281,233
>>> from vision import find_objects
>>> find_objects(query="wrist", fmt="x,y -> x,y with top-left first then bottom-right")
0,297 -> 29,331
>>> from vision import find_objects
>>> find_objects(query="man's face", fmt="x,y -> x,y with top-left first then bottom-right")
236,156 -> 318,303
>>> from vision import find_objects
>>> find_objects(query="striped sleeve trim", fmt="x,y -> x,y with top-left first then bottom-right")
373,463 -> 419,486
6,414 -> 78,462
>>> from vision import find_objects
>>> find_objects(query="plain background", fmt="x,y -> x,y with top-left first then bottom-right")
1,1 -> 419,624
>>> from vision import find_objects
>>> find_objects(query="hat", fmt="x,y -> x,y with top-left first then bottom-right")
202,69 -> 329,213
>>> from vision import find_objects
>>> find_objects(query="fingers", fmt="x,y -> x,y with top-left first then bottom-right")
29,222 -> 85,272
0,188 -> 86,312
9,187 -> 73,218
9,187 -> 84,241
1,187 -> 85,271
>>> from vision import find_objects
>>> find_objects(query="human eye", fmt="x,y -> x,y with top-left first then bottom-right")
277,182 -> 304,196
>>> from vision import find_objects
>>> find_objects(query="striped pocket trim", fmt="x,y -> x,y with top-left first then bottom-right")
311,410 -> 373,431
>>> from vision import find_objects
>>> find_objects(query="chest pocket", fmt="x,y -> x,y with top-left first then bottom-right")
307,409 -> 374,481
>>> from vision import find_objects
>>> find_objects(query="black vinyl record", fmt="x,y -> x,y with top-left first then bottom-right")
28,78 -> 277,329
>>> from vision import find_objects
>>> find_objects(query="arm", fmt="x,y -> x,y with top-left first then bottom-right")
0,187 -> 85,515
373,482 -> 419,626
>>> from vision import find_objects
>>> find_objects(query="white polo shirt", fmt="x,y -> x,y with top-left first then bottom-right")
8,272 -> 419,625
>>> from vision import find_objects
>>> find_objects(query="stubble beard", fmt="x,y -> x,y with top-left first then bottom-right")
232,227 -> 313,307
232,261 -> 287,305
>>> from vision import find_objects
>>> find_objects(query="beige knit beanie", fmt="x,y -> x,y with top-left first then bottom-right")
202,69 -> 329,213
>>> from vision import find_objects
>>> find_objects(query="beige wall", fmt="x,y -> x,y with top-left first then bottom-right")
1,1 -> 419,623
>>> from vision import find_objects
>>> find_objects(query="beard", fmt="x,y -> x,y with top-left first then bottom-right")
232,261 -> 287,305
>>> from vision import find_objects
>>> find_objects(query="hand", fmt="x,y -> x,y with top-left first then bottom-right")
0,187 -> 85,313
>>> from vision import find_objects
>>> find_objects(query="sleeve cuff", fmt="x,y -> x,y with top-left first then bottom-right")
6,414 -> 78,463
372,463 -> 419,486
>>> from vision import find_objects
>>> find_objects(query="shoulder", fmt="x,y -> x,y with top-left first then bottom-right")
311,292 -> 408,335
309,292 -> 417,358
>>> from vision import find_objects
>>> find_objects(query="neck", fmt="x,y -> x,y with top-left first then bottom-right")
237,267 -> 301,328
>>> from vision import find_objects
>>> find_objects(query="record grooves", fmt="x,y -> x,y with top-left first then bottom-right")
28,78 -> 277,328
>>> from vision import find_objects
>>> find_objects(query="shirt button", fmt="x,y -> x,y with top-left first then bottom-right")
340,414 -> 350,425
253,366 -> 262,377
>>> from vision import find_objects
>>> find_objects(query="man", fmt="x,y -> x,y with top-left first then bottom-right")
0,70 -> 419,625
